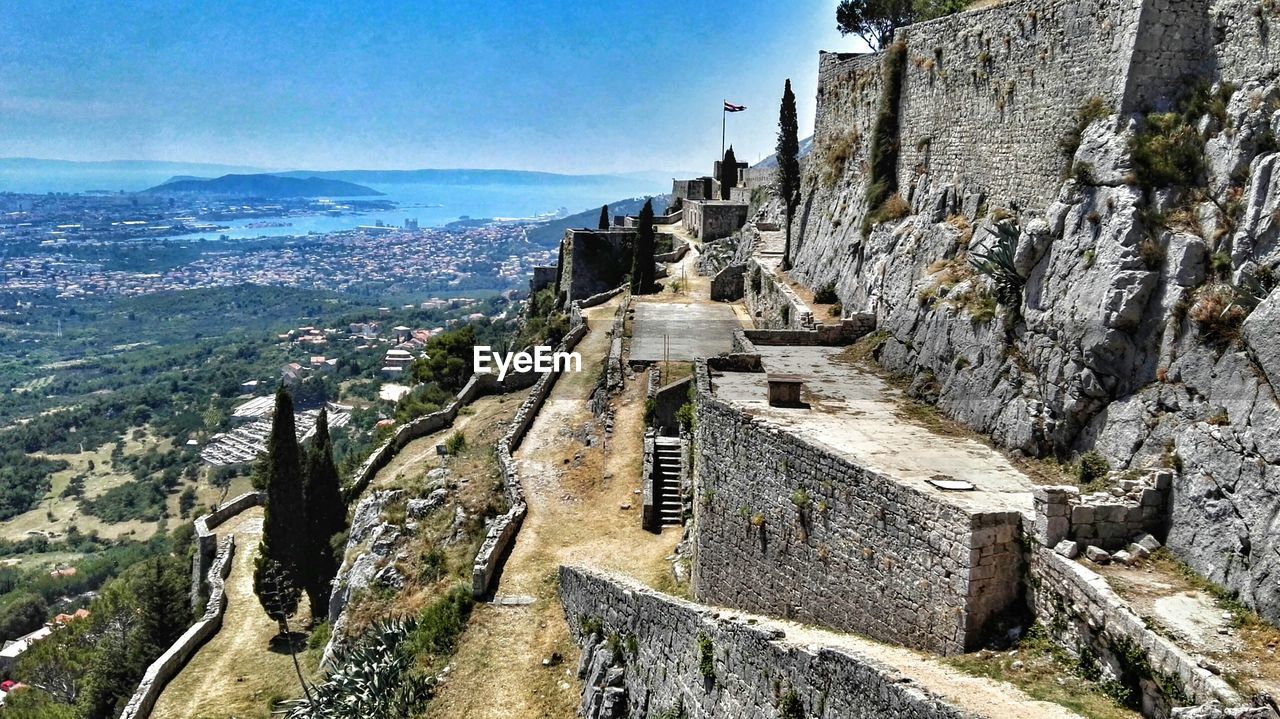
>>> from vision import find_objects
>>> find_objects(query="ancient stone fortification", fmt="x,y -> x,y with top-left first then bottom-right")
121,523 -> 238,719
681,200 -> 749,241
324,289 -> 618,664
472,299 -> 593,596
776,0 -> 1280,622
559,565 -> 975,719
557,229 -> 637,302
690,360 -> 1023,655
811,0 -> 1264,212
189,490 -> 264,608
1029,547 -> 1241,715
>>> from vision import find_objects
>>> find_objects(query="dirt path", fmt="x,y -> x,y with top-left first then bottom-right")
151,507 -> 316,719
427,299 -> 681,719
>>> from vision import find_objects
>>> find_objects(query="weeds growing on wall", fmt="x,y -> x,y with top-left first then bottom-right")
820,130 -> 860,189
697,633 -> 716,682
1129,82 -> 1236,189
1059,97 -> 1110,176
862,41 -> 908,236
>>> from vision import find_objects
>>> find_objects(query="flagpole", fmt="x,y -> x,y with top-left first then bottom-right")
721,101 -> 726,163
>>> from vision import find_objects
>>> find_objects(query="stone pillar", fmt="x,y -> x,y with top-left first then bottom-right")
1033,485 -> 1079,547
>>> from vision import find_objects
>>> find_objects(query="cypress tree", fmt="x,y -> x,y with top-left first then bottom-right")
127,558 -> 188,669
777,79 -> 802,271
598,204 -> 610,230
630,198 -> 656,294
253,386 -> 305,629
302,408 -> 346,615
720,146 -> 738,200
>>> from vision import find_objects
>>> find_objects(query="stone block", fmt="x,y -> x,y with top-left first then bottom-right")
1054,540 -> 1080,559
1135,533 -> 1162,553
1071,505 -> 1096,524
1036,516 -> 1070,547
1097,504 -> 1127,523
1113,549 -> 1135,565
1085,546 -> 1112,564
1127,543 -> 1151,560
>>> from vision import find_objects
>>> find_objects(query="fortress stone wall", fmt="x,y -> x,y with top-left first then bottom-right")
1028,547 -> 1241,715
558,229 -> 636,302
559,565 -> 976,719
811,0 -> 1260,211
1210,0 -> 1280,85
690,361 -> 1024,655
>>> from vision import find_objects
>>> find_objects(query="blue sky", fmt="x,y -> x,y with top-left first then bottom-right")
0,1 -> 858,174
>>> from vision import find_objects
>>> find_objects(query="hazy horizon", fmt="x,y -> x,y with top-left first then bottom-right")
0,1 -> 862,175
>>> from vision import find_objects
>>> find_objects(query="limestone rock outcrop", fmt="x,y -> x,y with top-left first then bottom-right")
779,69 -> 1280,622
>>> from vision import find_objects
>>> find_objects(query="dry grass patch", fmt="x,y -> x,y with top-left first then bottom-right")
945,627 -> 1140,719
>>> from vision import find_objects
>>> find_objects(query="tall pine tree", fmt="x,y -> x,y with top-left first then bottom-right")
630,198 -> 656,294
777,79 -> 802,271
598,204 -> 610,230
302,407 -> 346,615
719,146 -> 738,200
253,386 -> 305,631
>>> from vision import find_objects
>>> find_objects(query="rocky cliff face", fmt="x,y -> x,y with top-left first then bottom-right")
780,78 -> 1280,622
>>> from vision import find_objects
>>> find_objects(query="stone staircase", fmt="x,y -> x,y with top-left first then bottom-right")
653,437 -> 684,526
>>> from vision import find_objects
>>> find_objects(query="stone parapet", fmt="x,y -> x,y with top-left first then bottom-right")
559,565 -> 977,719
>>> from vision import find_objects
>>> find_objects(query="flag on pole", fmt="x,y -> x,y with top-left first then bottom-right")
723,101 -> 747,112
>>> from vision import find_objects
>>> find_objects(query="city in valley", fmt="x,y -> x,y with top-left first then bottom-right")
0,192 -> 554,300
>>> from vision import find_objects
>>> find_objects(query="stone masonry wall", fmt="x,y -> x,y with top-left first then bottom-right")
682,201 -> 749,241
1210,0 -> 1280,86
804,0 -> 1219,217
1029,548 -> 1241,716
743,260 -> 808,329
559,565 -> 976,719
120,534 -> 237,719
691,362 -> 1023,654
1033,472 -> 1173,552
562,230 -> 636,302
895,0 -> 1140,208
471,302 -> 591,597
189,490 -> 265,609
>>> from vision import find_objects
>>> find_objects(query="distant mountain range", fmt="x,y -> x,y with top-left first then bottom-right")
143,173 -> 382,198
750,137 -> 814,169
268,168 -> 677,187
0,158 -> 272,193
525,195 -> 674,247
0,157 -> 693,195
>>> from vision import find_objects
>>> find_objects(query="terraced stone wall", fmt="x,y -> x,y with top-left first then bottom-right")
559,565 -> 975,719
690,361 -> 1023,654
